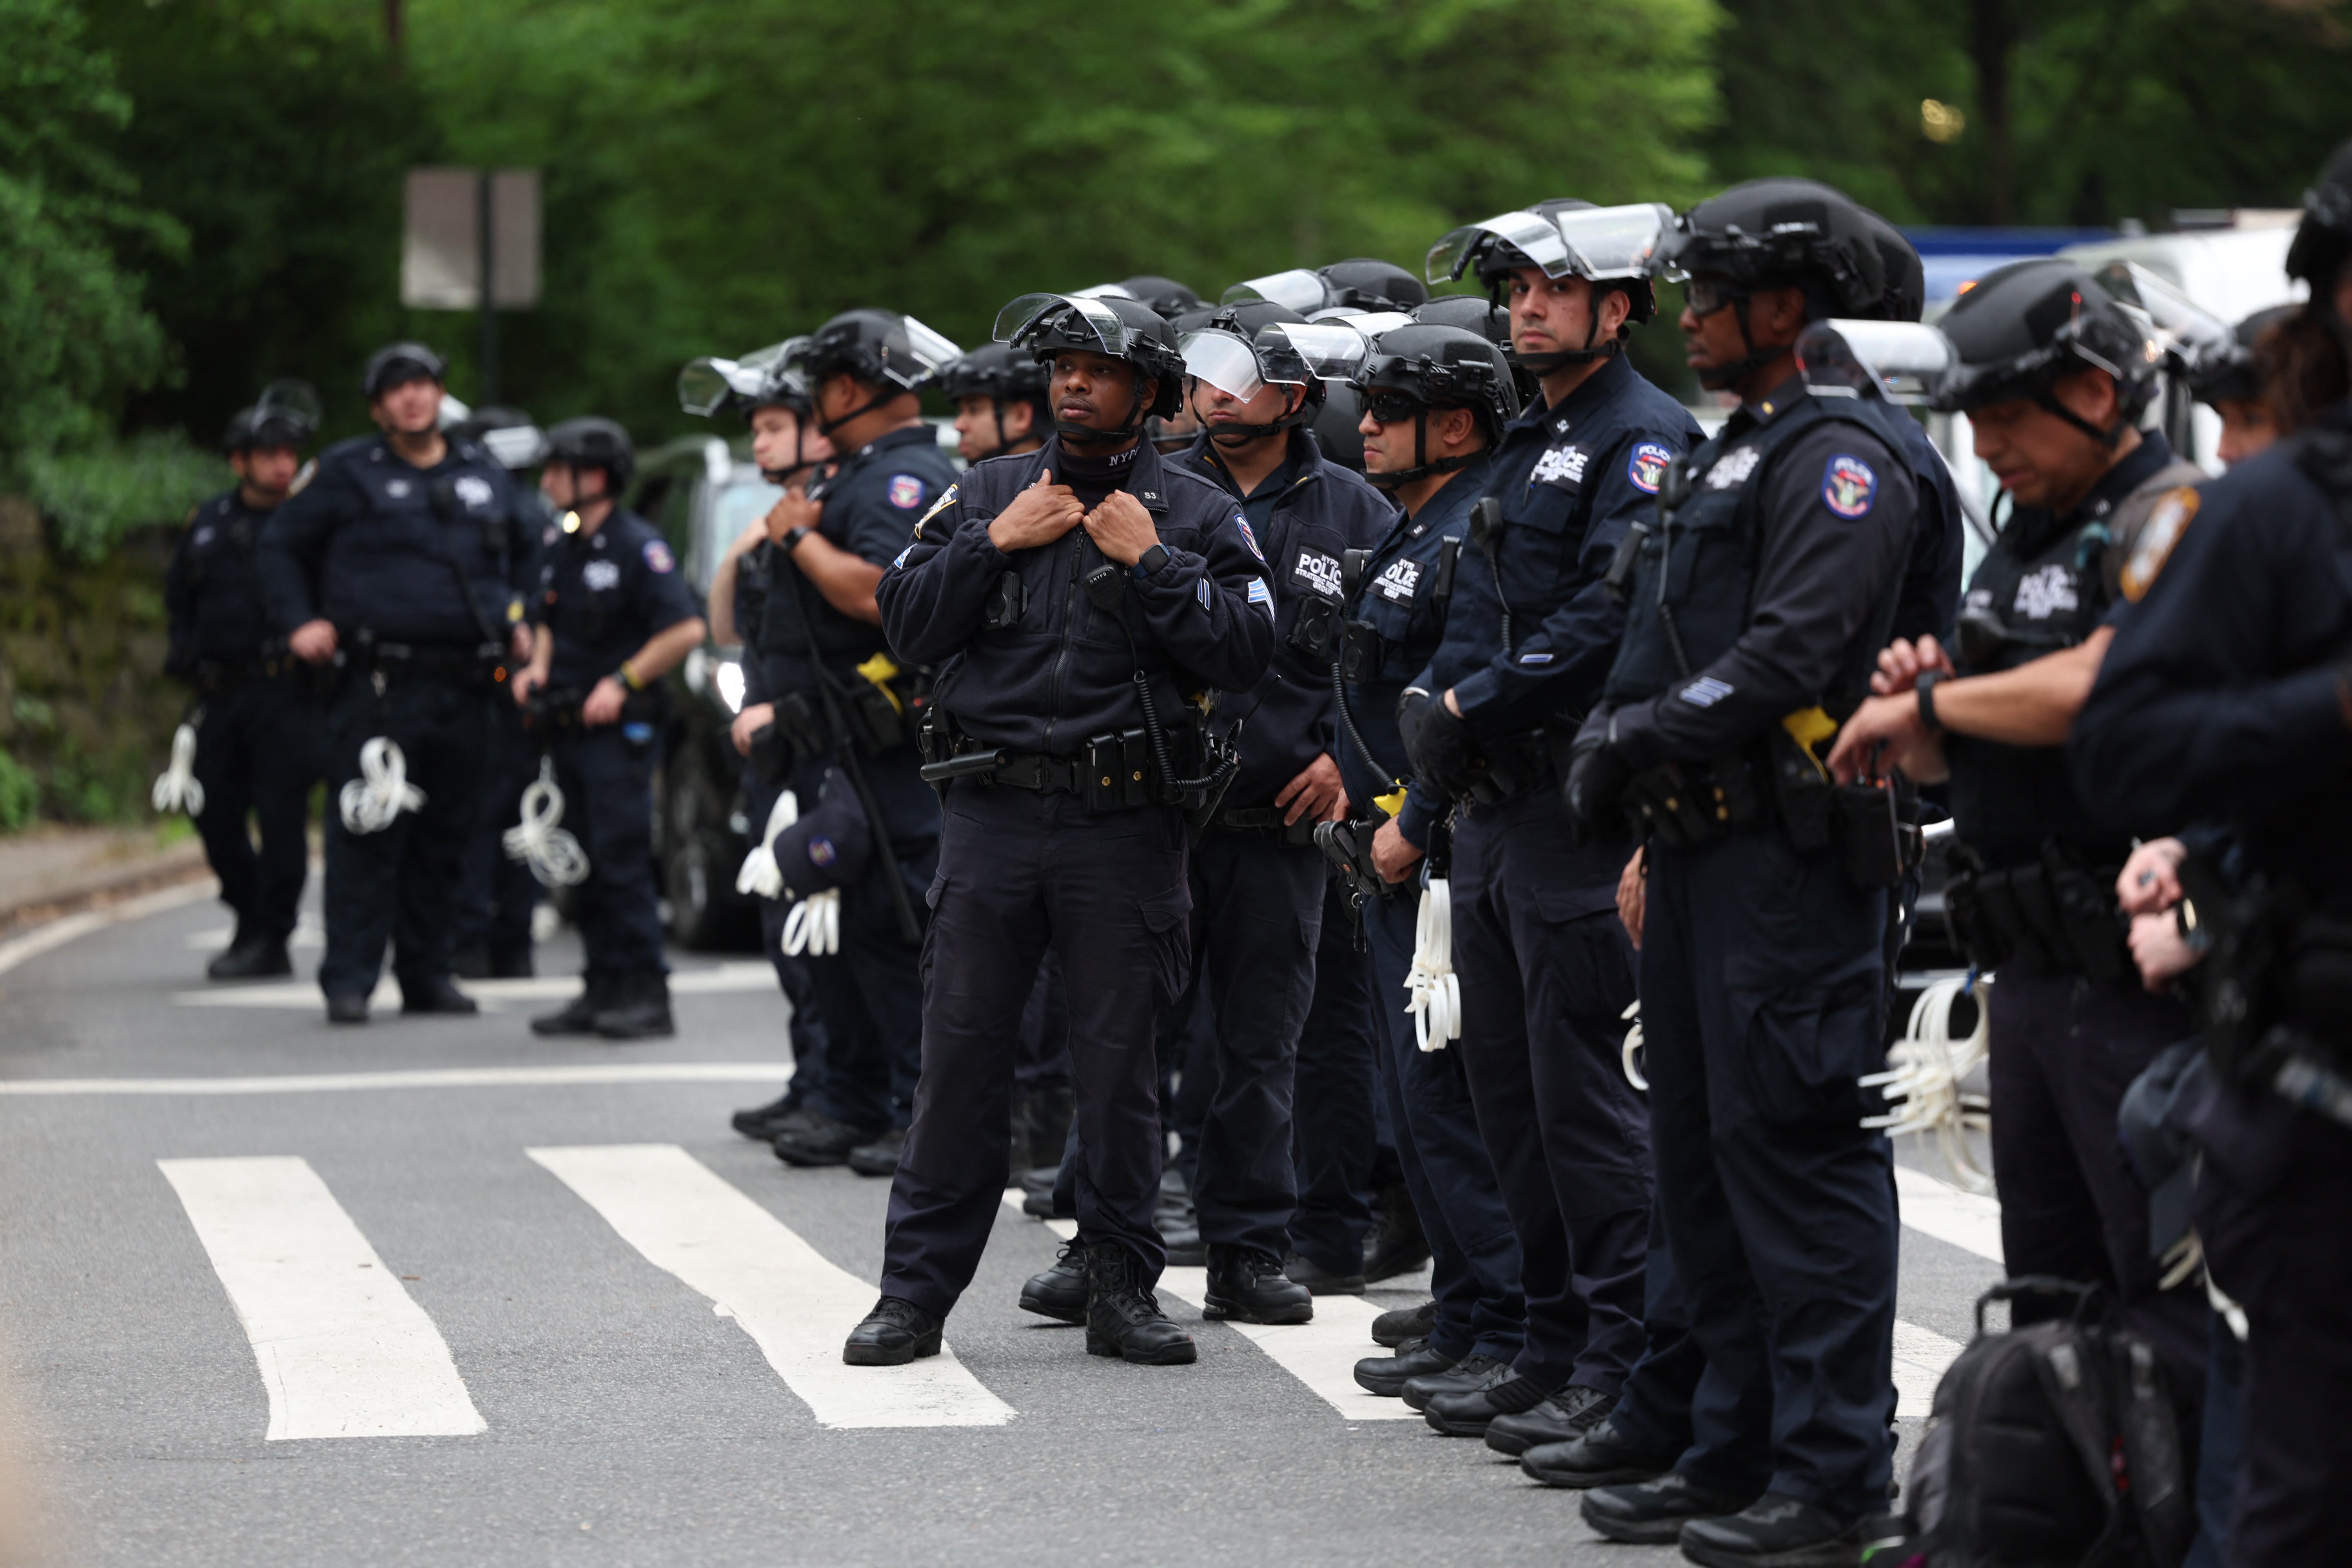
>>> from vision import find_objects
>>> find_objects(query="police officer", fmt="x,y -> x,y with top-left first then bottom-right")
166,383 -> 325,980
447,405 -> 553,981
258,343 -> 537,1025
1827,261 -> 2210,1404
2070,139 -> 2352,1568
753,310 -> 960,1177
847,291 -> 1271,1367
2190,304 -> 2298,465
1316,321 -> 1533,1406
940,343 -> 1050,464
1171,303 -> 1396,1323
1561,178 -> 1916,1561
1393,199 -> 1701,1446
684,342 -> 850,1145
512,419 -> 705,1039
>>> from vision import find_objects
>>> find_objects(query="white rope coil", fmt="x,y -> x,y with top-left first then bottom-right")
1861,971 -> 1994,1193
338,736 -> 425,835
152,722 -> 205,818
1621,999 -> 1647,1090
783,889 -> 840,956
734,790 -> 800,899
1405,876 -> 1461,1051
501,756 -> 589,888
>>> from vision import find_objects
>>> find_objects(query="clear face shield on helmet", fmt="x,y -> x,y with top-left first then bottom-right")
1303,307 -> 1417,335
1427,211 -> 1574,285
995,292 -> 1148,358
1796,319 -> 1956,404
1428,204 -> 1673,286
2092,261 -> 2234,377
677,338 -> 815,417
1219,269 -> 1332,314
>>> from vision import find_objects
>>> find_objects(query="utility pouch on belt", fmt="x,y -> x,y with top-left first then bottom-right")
1085,730 -> 1153,812
1767,708 -> 1838,853
1834,778 -> 1905,889
1945,844 -> 2129,980
840,653 -> 908,753
749,720 -> 794,789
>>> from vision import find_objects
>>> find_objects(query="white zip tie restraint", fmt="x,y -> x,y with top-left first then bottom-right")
338,736 -> 425,835
783,888 -> 840,957
502,756 -> 589,888
1861,970 -> 1994,1193
1405,875 -> 1461,1051
734,790 -> 800,899
152,723 -> 205,818
1621,999 -> 1647,1090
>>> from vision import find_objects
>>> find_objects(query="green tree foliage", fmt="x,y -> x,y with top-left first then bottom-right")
0,0 -> 177,468
1708,0 -> 2352,226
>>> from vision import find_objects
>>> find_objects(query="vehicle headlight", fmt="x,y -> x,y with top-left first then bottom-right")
713,658 -> 746,715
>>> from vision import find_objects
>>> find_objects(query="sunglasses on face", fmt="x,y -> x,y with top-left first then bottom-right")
1682,278 -> 1751,318
1361,391 -> 1425,424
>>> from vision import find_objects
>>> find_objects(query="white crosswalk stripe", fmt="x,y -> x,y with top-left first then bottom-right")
1154,1269 -> 1420,1421
1894,1164 -> 2005,1263
158,1155 -> 486,1440
169,960 -> 779,1009
532,1143 -> 1014,1429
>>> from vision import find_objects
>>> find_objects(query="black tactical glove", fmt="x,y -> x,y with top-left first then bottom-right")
1401,688 -> 1480,800
1563,707 -> 1632,846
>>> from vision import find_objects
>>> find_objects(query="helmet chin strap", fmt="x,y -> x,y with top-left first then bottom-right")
1694,295 -> 1788,393
1203,384 -> 1307,444
1366,406 -> 1480,490
1508,288 -> 1623,375
755,415 -> 818,484
815,378 -> 900,437
2031,388 -> 2129,448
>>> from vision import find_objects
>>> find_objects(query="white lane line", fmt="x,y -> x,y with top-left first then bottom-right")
992,1191 -> 1413,1422
170,960 -> 778,1009
0,1062 -> 795,1097
1156,1267 -> 1420,1421
185,920 -> 322,951
532,1144 -> 1013,1429
1895,1165 -> 2005,1264
157,1156 -> 486,1440
0,880 -> 214,977
1893,1318 -> 1965,1420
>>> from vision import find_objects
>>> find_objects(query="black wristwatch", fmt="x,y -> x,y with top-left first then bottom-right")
780,525 -> 813,553
1133,543 -> 1170,578
1915,671 -> 1945,732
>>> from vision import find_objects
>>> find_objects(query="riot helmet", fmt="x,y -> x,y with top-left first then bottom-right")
1221,259 -> 1428,316
1414,295 -> 1535,403
995,291 -> 1187,443
2285,137 -> 2352,295
678,338 -> 815,419
936,342 -> 1052,459
363,341 -> 446,399
450,404 -> 549,471
1657,179 -> 1887,389
792,310 -> 961,434
1116,275 -> 1203,318
543,416 -> 637,494
1348,323 -> 1519,488
1428,199 -> 1671,370
2189,304 -> 2298,408
1934,259 -> 2159,444
1857,209 -> 1927,323
1178,301 -> 1318,443
223,378 -> 321,453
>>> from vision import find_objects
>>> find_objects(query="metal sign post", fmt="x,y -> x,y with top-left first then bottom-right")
402,167 -> 541,405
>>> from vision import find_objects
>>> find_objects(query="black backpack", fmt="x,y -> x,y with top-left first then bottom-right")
1903,1279 -> 2191,1568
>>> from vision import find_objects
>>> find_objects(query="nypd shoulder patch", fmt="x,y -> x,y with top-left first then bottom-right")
1626,442 -> 1672,495
1820,454 -> 1877,519
2121,486 -> 2199,603
642,539 -> 676,574
886,474 -> 928,510
913,483 -> 958,540
1234,514 -> 1265,563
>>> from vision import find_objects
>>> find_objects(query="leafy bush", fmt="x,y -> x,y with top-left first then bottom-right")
0,748 -> 38,831
24,430 -> 223,563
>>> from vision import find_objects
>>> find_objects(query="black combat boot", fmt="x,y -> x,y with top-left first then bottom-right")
208,926 -> 292,981
1201,1243 -> 1314,1325
731,1092 -> 815,1142
1018,1242 -> 1089,1324
774,1114 -> 884,1168
1676,1492 -> 1873,1567
532,971 -> 617,1036
845,1127 -> 905,1177
400,975 -> 479,1014
1363,1183 -> 1431,1282
1083,1243 -> 1196,1365
842,1296 -> 943,1366
1371,1298 -> 1437,1347
1353,1337 -> 1458,1397
1485,1384 -> 1615,1455
1520,1418 -> 1679,1489
594,968 -> 675,1040
1283,1250 -> 1366,1296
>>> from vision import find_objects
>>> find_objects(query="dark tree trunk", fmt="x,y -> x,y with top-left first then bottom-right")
1971,0 -> 2020,223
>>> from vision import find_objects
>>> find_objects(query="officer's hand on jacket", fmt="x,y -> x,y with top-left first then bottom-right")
582,676 -> 627,727
765,489 -> 822,547
1083,491 -> 1159,568
985,470 -> 1084,554
731,701 -> 775,756
511,624 -> 534,664
1867,634 -> 1955,697
289,618 -> 338,664
2117,837 -> 2188,916
1617,845 -> 1647,949
1370,818 -> 1423,884
1563,708 -> 1632,845
1276,753 -> 1348,827
1401,688 -> 1477,798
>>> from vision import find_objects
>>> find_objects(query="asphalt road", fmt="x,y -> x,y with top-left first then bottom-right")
0,884 -> 2004,1567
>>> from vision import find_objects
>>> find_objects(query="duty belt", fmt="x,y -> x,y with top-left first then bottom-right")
353,637 -> 504,682
990,753 -> 1089,795
1210,807 -> 1319,846
1944,841 -> 2131,983
192,652 -> 301,694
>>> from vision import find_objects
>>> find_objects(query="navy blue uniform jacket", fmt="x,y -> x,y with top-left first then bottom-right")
534,508 -> 701,691
876,436 -> 1273,757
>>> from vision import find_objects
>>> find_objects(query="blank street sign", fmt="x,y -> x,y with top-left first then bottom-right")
402,167 -> 541,310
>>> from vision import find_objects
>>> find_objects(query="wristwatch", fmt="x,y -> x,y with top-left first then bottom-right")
1915,670 -> 1945,732
1133,543 -> 1171,579
780,525 -> 813,553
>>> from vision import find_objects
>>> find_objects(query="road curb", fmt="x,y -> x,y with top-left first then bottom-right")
0,843 -> 212,945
